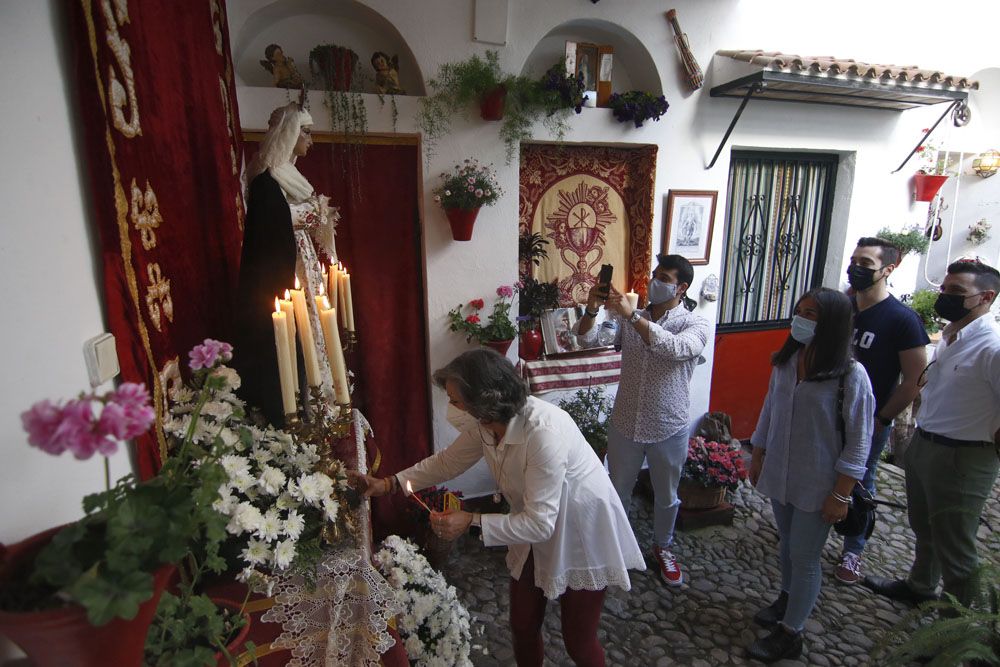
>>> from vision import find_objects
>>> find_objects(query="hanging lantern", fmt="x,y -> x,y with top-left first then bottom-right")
972,149 -> 1000,178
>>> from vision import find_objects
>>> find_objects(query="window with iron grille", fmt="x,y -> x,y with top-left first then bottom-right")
717,152 -> 837,330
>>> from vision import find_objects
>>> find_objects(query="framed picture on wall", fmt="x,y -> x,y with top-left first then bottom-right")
541,307 -> 580,356
662,189 -> 718,265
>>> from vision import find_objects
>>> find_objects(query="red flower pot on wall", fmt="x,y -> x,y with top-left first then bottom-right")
483,338 -> 514,356
0,526 -> 174,667
444,207 -> 480,241
913,173 -> 948,202
480,85 -> 507,121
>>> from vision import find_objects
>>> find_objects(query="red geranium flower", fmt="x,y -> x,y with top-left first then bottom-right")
465,314 -> 480,324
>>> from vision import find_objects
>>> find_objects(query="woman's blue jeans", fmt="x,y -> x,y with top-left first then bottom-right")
771,499 -> 832,632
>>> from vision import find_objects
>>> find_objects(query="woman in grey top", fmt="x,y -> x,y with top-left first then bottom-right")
745,287 -> 874,663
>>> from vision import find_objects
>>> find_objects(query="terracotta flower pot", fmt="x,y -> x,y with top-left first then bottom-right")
212,598 -> 253,666
444,207 -> 480,241
913,173 -> 948,202
0,525 -> 174,667
483,338 -> 514,356
480,85 -> 507,121
518,328 -> 544,361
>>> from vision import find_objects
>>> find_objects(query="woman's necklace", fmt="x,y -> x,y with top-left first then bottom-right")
490,428 -> 511,504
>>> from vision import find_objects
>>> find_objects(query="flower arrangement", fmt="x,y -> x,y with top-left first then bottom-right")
447,284 -> 518,344
374,535 -> 474,667
681,436 -> 747,491
608,91 -> 670,128
914,130 -> 956,176
162,354 -> 353,589
558,386 -> 614,459
433,159 -> 502,211
967,218 -> 992,246
539,63 -> 588,115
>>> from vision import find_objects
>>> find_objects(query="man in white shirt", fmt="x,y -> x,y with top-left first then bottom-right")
866,260 -> 1000,607
577,254 -> 709,586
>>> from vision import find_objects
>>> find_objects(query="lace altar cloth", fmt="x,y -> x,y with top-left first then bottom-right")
261,410 -> 402,666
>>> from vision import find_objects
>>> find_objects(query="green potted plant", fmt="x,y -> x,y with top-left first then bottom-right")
309,44 -> 369,143
557,386 -> 614,460
913,131 -> 956,202
516,277 -> 559,361
608,91 -> 670,128
447,285 -> 518,355
876,225 -> 930,258
903,288 -> 943,336
433,159 -> 502,240
679,436 -> 748,509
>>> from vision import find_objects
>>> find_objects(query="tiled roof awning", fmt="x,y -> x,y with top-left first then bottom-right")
711,50 -> 977,110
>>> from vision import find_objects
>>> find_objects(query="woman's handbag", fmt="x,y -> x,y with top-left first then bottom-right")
832,372 -> 878,538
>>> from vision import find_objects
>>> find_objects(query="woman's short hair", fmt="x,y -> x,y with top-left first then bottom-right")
772,287 -> 854,380
432,349 -> 528,423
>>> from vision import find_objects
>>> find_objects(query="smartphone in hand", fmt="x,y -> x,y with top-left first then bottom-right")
597,264 -> 613,299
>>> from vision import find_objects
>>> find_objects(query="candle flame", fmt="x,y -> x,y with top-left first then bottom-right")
294,275 -> 301,290
284,289 -> 291,300
317,282 -> 325,295
275,297 -> 281,313
405,480 -> 413,494
322,296 -> 331,310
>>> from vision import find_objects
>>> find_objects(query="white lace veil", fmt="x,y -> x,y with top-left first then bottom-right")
247,102 -> 315,203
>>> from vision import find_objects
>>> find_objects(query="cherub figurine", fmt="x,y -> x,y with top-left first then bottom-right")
370,51 -> 405,95
260,44 -> 304,89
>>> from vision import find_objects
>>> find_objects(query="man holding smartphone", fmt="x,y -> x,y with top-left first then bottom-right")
576,253 -> 709,586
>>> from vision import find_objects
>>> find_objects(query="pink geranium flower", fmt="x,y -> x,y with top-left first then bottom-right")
496,285 -> 514,299
189,339 -> 234,370
21,399 -> 66,455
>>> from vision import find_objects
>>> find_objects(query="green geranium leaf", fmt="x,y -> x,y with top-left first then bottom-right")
72,569 -> 152,626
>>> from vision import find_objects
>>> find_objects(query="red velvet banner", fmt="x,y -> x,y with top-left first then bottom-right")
69,0 -> 245,477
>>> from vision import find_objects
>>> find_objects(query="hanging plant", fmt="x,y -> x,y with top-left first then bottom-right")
608,91 -> 670,128
876,225 -> 931,258
309,44 -> 368,139
967,218 -> 992,246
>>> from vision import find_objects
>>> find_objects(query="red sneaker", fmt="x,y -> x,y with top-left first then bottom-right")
653,547 -> 683,587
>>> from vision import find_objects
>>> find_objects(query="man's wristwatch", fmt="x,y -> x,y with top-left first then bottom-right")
584,307 -> 599,318
627,310 -> 642,325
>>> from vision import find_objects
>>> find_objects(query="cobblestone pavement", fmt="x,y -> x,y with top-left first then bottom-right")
444,462 -> 1000,666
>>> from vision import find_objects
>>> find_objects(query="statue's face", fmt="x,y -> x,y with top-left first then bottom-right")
271,47 -> 286,64
373,55 -> 387,71
293,126 -> 313,157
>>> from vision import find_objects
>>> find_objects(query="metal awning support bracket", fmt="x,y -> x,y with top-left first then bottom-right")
891,99 -> 968,173
707,83 -> 764,169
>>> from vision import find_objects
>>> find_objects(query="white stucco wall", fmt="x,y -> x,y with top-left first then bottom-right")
1,0 -> 998,546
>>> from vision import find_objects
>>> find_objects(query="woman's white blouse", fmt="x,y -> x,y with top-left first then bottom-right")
396,397 -> 645,599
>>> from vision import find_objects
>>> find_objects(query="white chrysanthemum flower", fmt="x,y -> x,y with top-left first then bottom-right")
283,509 -> 305,539
209,366 -> 241,391
232,502 -> 264,534
276,492 -> 301,511
218,427 -> 240,448
169,385 -> 196,404
230,472 -> 255,493
293,473 -> 334,504
212,486 -> 238,515
241,539 -> 271,566
201,400 -> 234,419
323,497 -> 340,522
258,465 -> 286,496
272,539 -> 296,570
257,509 -> 284,541
220,454 -> 251,478
251,447 -> 274,467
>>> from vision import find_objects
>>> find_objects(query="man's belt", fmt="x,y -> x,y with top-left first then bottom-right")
916,427 -> 993,448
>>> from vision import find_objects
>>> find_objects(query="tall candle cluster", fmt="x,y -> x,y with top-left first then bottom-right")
271,263 -> 356,416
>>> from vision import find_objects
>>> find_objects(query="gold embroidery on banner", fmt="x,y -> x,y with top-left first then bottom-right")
130,178 -> 162,250
100,0 -> 141,138
235,193 -> 245,232
219,77 -> 237,175
209,0 -> 223,55
82,0 -> 167,462
159,357 -> 181,412
145,263 -> 173,332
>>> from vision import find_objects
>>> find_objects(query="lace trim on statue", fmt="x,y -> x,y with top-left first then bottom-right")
261,547 -> 403,666
541,565 -> 637,600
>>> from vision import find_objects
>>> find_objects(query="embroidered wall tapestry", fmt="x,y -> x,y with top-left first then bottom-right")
519,144 -> 657,305
70,0 -> 245,477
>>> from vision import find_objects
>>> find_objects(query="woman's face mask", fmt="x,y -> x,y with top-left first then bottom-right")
790,315 -> 817,344
446,403 -> 481,433
647,278 -> 678,305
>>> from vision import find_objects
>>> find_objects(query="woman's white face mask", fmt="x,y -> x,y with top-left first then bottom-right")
446,403 -> 481,433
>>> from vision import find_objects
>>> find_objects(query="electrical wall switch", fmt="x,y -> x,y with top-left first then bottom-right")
83,333 -> 120,387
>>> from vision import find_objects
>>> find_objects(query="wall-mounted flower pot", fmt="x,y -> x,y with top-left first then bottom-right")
913,173 -> 949,202
309,46 -> 358,92
444,207 -> 480,241
483,338 -> 514,356
479,85 -> 507,121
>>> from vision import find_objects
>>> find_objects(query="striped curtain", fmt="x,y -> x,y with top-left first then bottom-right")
718,154 -> 836,327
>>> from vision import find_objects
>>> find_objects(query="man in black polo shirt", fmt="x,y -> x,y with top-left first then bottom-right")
834,238 -> 929,585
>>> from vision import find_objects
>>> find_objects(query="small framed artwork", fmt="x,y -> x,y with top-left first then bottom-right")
541,307 -> 580,356
662,190 -> 718,265
574,43 -> 599,93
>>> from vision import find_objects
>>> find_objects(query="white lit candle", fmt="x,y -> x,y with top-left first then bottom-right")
328,262 -> 339,314
278,289 -> 298,395
272,298 -> 296,416
319,297 -> 351,404
341,271 -> 356,332
625,291 -> 639,311
290,276 -> 321,387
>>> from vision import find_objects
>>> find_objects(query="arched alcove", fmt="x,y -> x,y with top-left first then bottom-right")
232,0 -> 425,95
520,19 -> 661,96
